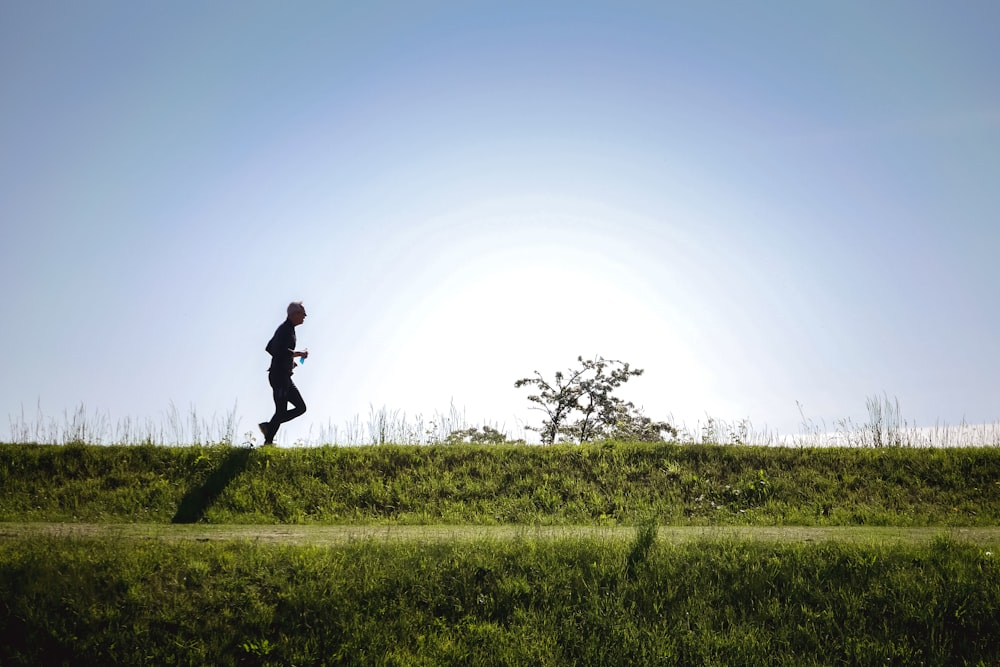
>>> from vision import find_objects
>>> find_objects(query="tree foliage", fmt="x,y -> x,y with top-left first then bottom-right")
443,425 -> 513,445
515,356 -> 676,445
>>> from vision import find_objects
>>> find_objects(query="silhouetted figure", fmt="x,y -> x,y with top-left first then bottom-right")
259,301 -> 309,444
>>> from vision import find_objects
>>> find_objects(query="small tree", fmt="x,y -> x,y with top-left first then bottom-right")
604,405 -> 677,442
513,361 -> 588,445
443,425 -> 511,445
515,355 -> 675,444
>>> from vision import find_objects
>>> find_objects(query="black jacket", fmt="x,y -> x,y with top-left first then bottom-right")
266,319 -> 296,375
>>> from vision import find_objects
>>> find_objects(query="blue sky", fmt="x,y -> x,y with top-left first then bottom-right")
2,2 -> 999,443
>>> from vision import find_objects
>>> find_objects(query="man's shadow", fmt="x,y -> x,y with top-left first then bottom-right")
171,447 -> 252,524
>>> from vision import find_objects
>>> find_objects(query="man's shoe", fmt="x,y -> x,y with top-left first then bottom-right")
258,422 -> 272,445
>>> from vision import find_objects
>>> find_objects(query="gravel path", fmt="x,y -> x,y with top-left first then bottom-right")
2,523 -> 999,546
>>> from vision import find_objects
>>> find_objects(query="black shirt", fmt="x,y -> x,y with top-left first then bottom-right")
266,319 -> 296,375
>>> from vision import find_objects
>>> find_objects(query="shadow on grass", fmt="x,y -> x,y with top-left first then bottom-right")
172,447 -> 252,524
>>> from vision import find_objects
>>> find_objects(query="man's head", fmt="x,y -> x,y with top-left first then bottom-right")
287,301 -> 307,326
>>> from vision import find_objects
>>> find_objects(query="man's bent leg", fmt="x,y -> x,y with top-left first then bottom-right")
284,380 -> 307,422
267,378 -> 306,442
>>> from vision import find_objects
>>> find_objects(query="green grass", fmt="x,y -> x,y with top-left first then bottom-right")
1,531 -> 997,666
3,441 -> 1000,664
2,442 -> 999,525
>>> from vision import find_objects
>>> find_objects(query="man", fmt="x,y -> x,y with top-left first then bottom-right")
259,301 -> 309,445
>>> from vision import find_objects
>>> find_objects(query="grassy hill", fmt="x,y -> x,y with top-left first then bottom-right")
2,441 -> 999,665
1,441 -> 999,526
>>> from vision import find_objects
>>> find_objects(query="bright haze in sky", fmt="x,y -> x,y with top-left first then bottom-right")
2,2 -> 998,444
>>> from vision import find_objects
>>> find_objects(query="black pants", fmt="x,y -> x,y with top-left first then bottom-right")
267,372 -> 306,441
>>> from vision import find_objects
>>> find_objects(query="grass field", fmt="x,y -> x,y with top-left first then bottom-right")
2,441 -> 999,665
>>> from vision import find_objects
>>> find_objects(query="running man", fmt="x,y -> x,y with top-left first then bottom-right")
259,301 -> 309,445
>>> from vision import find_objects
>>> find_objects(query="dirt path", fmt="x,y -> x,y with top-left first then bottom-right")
2,523 -> 999,546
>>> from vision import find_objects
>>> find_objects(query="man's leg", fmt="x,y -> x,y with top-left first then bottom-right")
281,379 -> 307,423
263,376 -> 287,444
266,378 -> 307,443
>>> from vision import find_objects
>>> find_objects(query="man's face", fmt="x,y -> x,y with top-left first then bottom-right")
290,307 -> 307,326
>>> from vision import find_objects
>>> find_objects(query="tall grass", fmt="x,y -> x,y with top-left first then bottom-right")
1,532 -> 997,666
6,400 -> 240,446
6,394 -> 1000,447
308,402 -> 525,446
791,393 -> 1000,448
5,401 -> 522,447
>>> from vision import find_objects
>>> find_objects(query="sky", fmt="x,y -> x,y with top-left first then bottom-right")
2,1 -> 999,444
